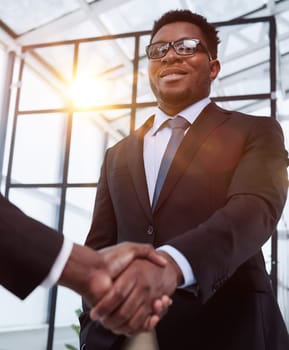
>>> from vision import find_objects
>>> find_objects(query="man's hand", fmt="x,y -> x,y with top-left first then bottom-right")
58,242 -> 171,318
58,243 -> 111,306
97,242 -> 168,279
90,251 -> 182,335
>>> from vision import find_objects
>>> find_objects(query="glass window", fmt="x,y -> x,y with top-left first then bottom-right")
19,47 -> 74,111
77,38 -> 135,106
68,112 -> 105,183
8,187 -> 61,228
11,113 -> 67,184
63,187 -> 96,244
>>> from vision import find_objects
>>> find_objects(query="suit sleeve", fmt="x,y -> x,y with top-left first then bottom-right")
168,117 -> 288,303
0,194 -> 63,299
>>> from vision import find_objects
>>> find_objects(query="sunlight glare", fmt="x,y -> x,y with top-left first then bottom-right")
68,75 -> 108,108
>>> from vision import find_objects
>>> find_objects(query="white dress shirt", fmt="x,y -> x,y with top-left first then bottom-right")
41,237 -> 73,288
144,97 -> 211,287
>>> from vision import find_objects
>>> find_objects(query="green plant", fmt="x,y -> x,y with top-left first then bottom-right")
64,308 -> 82,350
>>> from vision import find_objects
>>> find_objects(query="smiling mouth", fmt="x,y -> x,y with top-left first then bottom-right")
160,70 -> 186,78
160,72 -> 186,82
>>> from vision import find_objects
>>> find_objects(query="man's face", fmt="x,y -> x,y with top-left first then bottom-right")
148,21 -> 220,115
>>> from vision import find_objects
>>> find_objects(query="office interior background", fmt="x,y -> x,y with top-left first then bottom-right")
0,0 -> 288,349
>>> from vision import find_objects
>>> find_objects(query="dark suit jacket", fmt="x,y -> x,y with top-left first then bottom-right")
0,194 -> 63,299
80,102 -> 289,350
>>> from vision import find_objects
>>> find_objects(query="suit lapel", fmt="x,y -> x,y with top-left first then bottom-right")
126,116 -> 154,220
153,103 -> 231,212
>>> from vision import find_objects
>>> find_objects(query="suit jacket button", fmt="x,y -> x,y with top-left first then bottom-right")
146,225 -> 154,235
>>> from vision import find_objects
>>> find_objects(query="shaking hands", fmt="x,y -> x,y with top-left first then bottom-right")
58,242 -> 181,335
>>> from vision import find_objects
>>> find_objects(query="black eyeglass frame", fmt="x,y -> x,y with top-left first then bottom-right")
146,38 -> 213,61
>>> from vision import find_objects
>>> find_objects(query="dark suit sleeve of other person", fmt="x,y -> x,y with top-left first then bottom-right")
0,193 -> 64,299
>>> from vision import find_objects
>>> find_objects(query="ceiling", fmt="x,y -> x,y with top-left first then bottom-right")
0,0 -> 289,121
0,0 -> 286,44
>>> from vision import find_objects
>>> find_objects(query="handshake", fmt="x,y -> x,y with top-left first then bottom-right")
58,242 -> 182,336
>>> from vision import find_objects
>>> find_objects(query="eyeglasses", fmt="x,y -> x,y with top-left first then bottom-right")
146,38 -> 212,61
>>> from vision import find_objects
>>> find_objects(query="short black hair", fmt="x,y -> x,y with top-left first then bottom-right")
150,9 -> 220,59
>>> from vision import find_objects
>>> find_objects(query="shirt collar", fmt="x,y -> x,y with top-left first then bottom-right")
150,97 -> 211,135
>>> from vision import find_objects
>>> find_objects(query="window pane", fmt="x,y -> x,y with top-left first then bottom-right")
11,113 -> 67,184
54,187 -> 97,348
77,38 -> 135,105
213,22 -> 270,98
8,187 -> 61,229
135,107 -> 156,129
0,287 -> 49,328
63,187 -> 96,244
215,99 -> 271,117
54,287 -> 80,350
68,113 -> 105,183
19,56 -> 70,111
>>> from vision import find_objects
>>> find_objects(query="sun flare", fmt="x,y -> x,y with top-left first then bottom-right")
68,75 -> 108,108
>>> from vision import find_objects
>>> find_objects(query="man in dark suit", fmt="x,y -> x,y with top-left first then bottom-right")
0,193 -> 169,318
79,9 -> 289,350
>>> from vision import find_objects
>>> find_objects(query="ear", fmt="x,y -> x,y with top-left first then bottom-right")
209,59 -> 221,81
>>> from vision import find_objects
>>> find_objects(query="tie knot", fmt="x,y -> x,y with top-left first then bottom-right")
168,116 -> 190,130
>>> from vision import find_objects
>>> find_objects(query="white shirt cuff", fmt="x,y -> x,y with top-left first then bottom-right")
157,244 -> 196,288
41,237 -> 74,288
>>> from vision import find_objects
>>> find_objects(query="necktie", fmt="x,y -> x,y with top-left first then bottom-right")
152,116 -> 190,210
